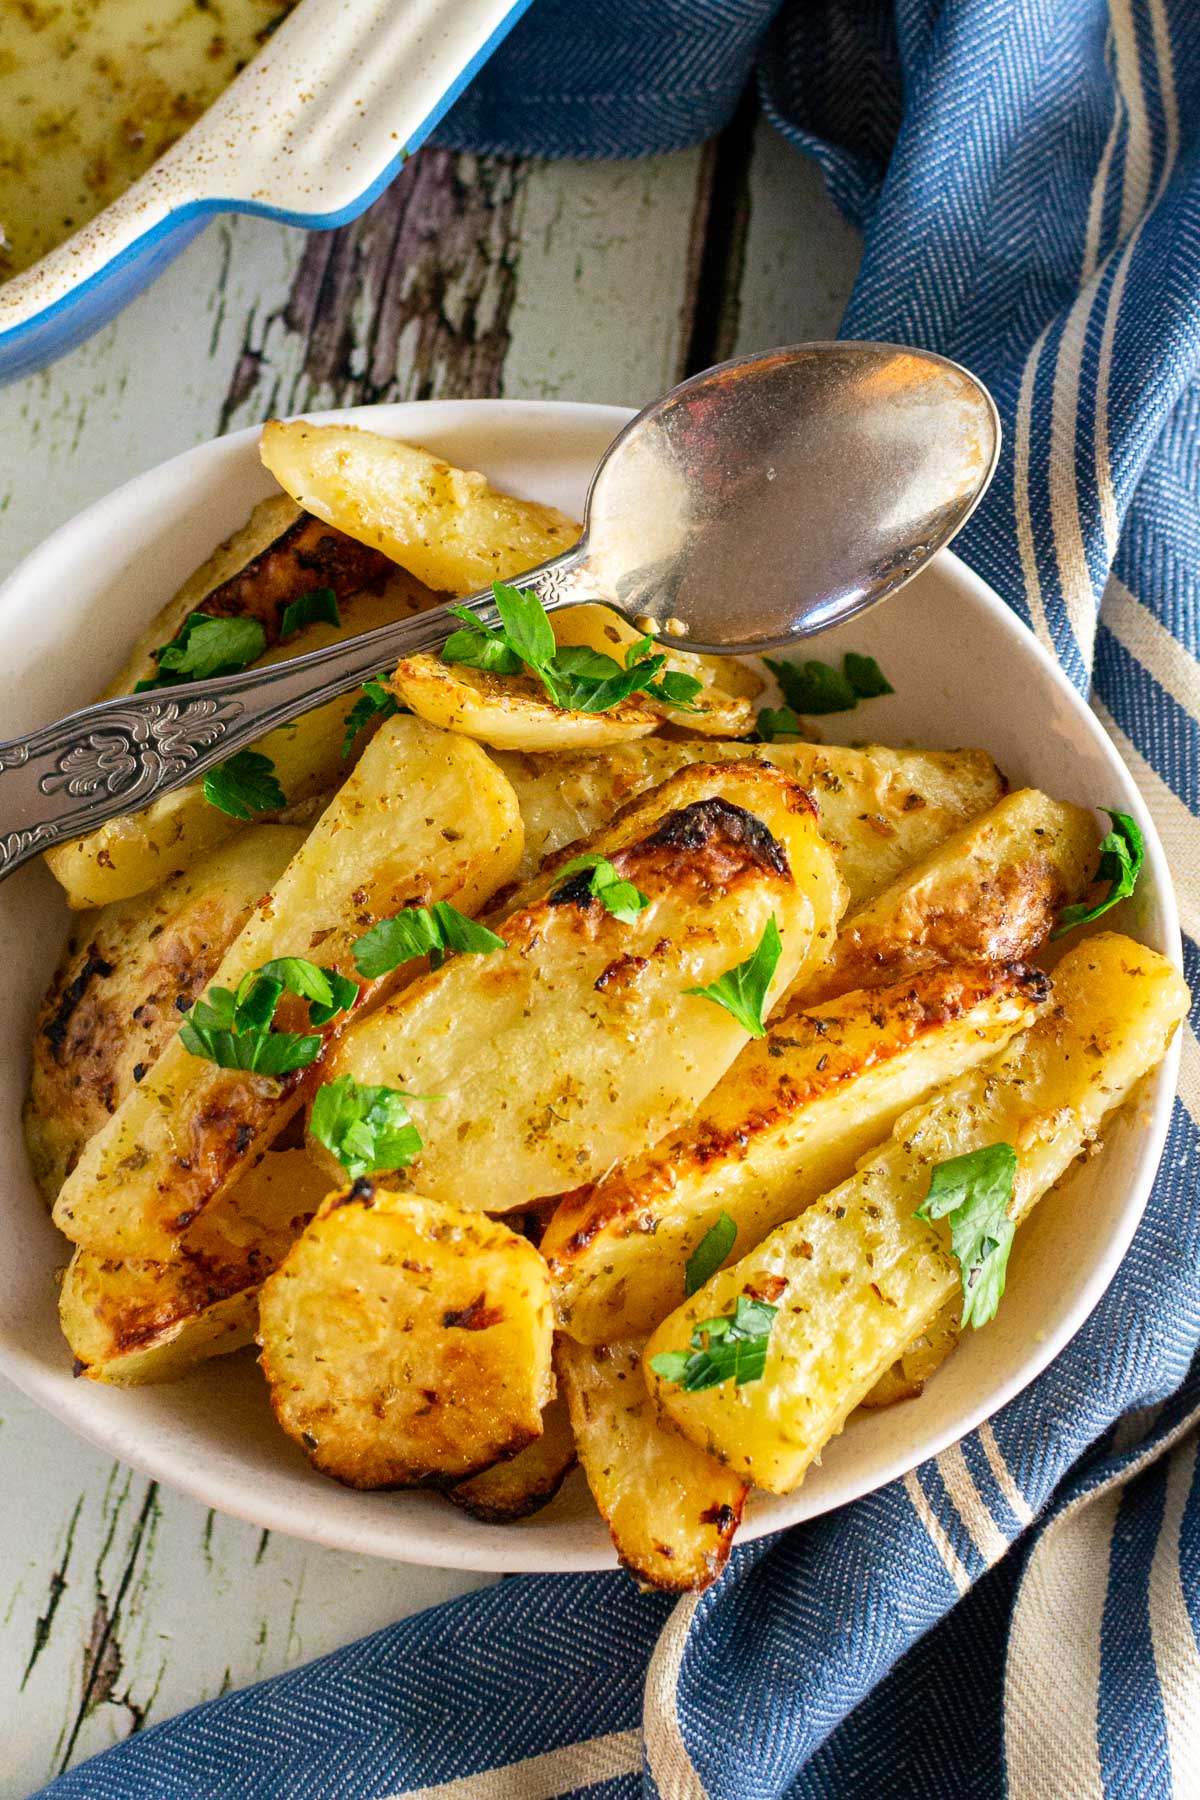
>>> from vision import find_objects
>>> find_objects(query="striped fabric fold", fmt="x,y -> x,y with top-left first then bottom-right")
41,2 -> 1200,1796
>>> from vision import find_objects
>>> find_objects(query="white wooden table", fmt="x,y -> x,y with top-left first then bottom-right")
0,117 -> 860,1796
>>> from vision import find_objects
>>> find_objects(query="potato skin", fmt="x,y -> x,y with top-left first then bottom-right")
647,935 -> 1189,1493
26,827 -> 304,1203
258,1183 -> 554,1489
544,961 -> 1051,1345
558,1336 -> 745,1592
59,1148 -> 330,1385
324,761 -> 846,1214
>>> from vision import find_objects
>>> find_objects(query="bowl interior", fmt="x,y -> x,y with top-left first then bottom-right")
0,399 -> 1180,1572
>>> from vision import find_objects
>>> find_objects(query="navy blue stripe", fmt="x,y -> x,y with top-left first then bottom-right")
1094,622 -> 1200,815
1098,1459 -> 1173,1798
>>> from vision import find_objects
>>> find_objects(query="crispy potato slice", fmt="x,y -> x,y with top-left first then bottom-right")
551,605 -> 758,736
859,1301 -> 960,1409
323,761 -> 846,1213
106,495 -> 396,696
647,934 -> 1189,1493
260,420 -> 580,593
492,740 -> 1005,895
544,962 -> 1050,1345
26,826 -> 304,1203
558,1337 -> 745,1592
792,788 -> 1099,1005
389,656 -> 660,751
59,1149 -> 329,1385
258,1183 -> 554,1488
53,717 -> 524,1260
46,580 -> 437,910
448,1393 -> 577,1522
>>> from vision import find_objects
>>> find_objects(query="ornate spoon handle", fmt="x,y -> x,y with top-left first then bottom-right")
0,552 -> 592,881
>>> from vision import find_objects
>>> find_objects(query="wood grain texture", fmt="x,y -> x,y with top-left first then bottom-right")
0,115 -> 862,1787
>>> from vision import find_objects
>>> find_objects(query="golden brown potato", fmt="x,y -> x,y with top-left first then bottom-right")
647,935 -> 1189,1493
792,788 -> 1099,1006
323,760 -> 846,1213
59,1149 -> 330,1385
259,421 -> 580,594
859,1301 -> 960,1409
544,962 -> 1050,1345
26,827 -> 305,1203
491,739 -> 1005,896
258,1183 -> 555,1489
448,1393 -> 577,1522
45,579 -> 438,910
558,1337 -> 745,1592
106,495 -> 399,696
53,717 -> 524,1260
389,656 -> 660,752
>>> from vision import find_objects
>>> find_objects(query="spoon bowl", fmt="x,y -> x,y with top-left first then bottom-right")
0,342 -> 1000,875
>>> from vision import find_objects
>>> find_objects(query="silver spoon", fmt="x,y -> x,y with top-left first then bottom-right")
0,341 -> 999,880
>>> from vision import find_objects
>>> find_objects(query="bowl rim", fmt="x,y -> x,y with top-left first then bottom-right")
0,396 -> 1183,1573
0,0 -> 533,353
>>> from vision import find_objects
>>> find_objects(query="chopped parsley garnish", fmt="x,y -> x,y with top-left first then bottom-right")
135,613 -> 266,692
685,1211 -> 737,1296
916,1142 -> 1018,1329
443,581 -> 704,714
685,916 -> 782,1038
552,853 -> 650,925
310,1074 -> 433,1178
203,750 -> 286,820
341,674 -> 402,756
763,651 -> 893,715
179,959 -> 357,1075
755,705 -> 805,742
1051,810 -> 1144,940
280,586 -> 340,641
352,902 -> 505,978
650,1293 -> 778,1391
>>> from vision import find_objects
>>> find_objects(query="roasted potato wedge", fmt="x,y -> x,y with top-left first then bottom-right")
26,826 -> 304,1203
550,605 -> 758,736
389,656 -> 661,752
46,580 -> 438,910
260,421 -> 580,593
492,740 -> 1005,896
558,1336 -> 745,1592
106,495 -> 397,696
792,788 -> 1099,1006
258,1183 -> 554,1488
448,1393 -> 577,1522
323,761 -> 846,1213
53,717 -> 524,1260
60,1148 -> 329,1385
647,935 -> 1189,1492
544,962 -> 1050,1345
859,1301 -> 960,1409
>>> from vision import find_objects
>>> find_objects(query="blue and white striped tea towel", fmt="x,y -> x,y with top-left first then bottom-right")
39,2 -> 1200,1795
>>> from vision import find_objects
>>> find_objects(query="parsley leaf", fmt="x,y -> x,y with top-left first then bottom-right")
341,675 -> 402,757
310,1074 -> 432,1178
280,586 -> 340,641
685,1211 -> 737,1296
255,959 -> 359,1026
352,901 -> 505,979
764,652 -> 893,715
441,582 -> 704,715
650,1293 -> 778,1391
135,613 -> 266,692
1051,809 -> 1144,940
202,750 -> 286,820
685,916 -> 782,1038
552,853 -> 650,925
755,705 -> 805,742
916,1142 -> 1018,1329
843,652 -> 894,698
178,957 -> 357,1075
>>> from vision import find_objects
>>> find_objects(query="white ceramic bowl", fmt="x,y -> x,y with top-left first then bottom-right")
0,400 -> 1181,1573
